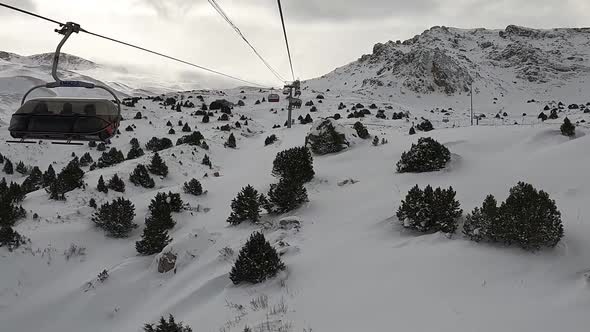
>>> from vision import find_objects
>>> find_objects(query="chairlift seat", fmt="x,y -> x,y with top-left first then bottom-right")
9,98 -> 120,141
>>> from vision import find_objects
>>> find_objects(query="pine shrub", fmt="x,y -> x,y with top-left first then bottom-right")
397,185 -> 462,234
265,134 -> 278,146
107,174 -> 125,193
305,119 -> 348,155
3,159 -> 13,174
92,198 -> 137,237
272,147 -> 314,184
176,131 -> 204,146
183,179 -> 203,196
465,183 -> 564,250
396,137 -> 451,173
22,166 -> 43,193
416,119 -> 434,132
146,137 -> 173,152
181,123 -> 192,132
80,152 -> 94,167
129,164 -> 155,188
143,315 -> 192,332
202,154 -> 212,168
97,175 -> 108,193
136,216 -> 172,255
353,121 -> 370,139
560,117 -> 575,137
16,161 -> 28,175
225,133 -> 236,148
268,178 -> 308,213
42,165 -> 56,187
229,232 -> 285,285
148,153 -> 169,177
227,185 -> 262,225
97,148 -> 125,168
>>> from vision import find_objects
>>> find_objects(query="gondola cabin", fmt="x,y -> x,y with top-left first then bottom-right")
268,93 -> 280,103
9,98 -> 121,142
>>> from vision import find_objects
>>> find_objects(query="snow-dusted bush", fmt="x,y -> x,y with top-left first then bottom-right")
353,121 -> 370,139
176,131 -> 204,146
305,118 -> 350,155
93,198 -> 137,238
560,117 -> 575,137
397,185 -> 462,234
143,315 -> 192,332
148,153 -> 168,178
129,164 -> 155,188
107,174 -> 125,193
272,147 -> 315,184
230,232 -> 285,285
183,179 -> 203,196
97,148 -> 125,168
225,133 -> 236,148
268,177 -> 308,213
265,134 -> 278,146
146,137 -> 173,152
227,185 -> 263,225
416,119 -> 434,132
465,183 -> 563,250
396,137 -> 451,173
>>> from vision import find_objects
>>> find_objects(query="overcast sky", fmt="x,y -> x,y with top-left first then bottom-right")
1,0 -> 588,87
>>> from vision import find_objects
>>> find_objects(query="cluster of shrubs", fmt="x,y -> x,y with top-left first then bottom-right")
353,122 -> 370,139
226,146 -> 313,226
305,119 -> 349,155
265,134 -> 278,146
146,137 -> 173,152
298,114 -> 313,124
347,109 -> 371,118
397,182 -> 564,250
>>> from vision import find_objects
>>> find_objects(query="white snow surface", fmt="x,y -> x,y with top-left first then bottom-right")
1,25 -> 590,332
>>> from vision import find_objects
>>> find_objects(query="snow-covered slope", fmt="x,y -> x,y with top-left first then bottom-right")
1,25 -> 590,332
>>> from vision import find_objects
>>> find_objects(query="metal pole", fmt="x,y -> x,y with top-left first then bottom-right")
287,85 -> 293,129
470,82 -> 473,126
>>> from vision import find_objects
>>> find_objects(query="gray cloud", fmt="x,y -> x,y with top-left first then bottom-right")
0,0 -> 36,15
141,0 -> 199,18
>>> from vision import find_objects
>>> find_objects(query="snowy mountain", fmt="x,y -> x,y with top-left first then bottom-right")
1,25 -> 590,332
306,25 -> 590,98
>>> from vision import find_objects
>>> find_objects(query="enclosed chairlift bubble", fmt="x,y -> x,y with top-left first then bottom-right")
268,93 -> 280,102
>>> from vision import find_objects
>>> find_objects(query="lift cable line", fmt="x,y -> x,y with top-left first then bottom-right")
207,0 -> 286,84
276,0 -> 295,81
0,2 -> 266,87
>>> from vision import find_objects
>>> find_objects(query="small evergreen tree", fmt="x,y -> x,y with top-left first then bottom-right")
107,174 -> 125,193
129,164 -> 155,188
268,178 -> 308,213
176,131 -> 204,146
89,198 -> 97,209
80,152 -> 94,167
3,159 -> 13,174
181,123 -> 192,132
409,126 -> 416,135
225,133 -> 236,148
202,114 -> 210,123
202,154 -> 212,168
88,140 -> 97,148
143,315 -> 192,332
127,139 -> 145,160
396,137 -> 451,173
136,216 -> 172,255
227,185 -> 262,225
97,148 -> 125,168
146,137 -> 173,152
549,109 -> 559,119
148,153 -> 169,177
92,198 -> 137,238
42,165 -> 56,187
183,179 -> 203,196
97,175 -> 108,193
16,161 -> 28,175
560,117 -> 575,137
97,142 -> 106,152
372,136 -> 379,146
148,192 -> 176,230
265,134 -> 278,146
272,147 -> 315,184
497,182 -> 563,249
230,232 -> 285,285
353,121 -> 370,139
22,166 -> 43,193
463,195 -> 498,242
